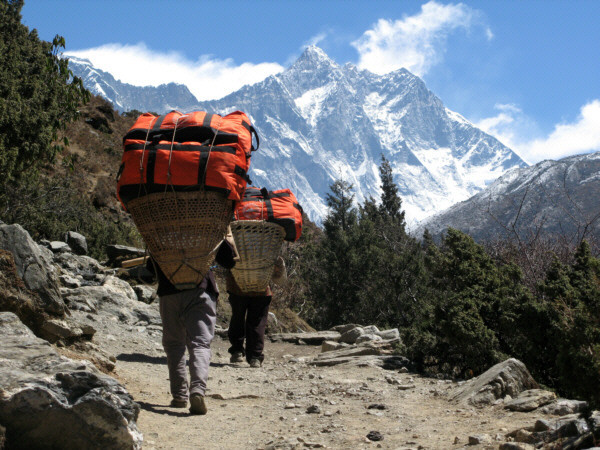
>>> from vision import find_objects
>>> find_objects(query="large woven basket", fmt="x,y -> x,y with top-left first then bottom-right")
127,190 -> 232,290
230,220 -> 285,293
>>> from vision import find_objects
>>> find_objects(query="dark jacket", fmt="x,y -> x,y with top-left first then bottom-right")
147,240 -> 236,297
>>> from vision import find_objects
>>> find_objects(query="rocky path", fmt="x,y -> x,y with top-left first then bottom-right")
103,321 -> 546,450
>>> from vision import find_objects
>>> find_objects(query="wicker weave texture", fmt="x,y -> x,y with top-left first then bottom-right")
128,191 -> 232,288
230,220 -> 284,293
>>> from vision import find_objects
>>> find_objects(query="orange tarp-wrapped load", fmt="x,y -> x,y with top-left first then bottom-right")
116,110 -> 259,290
234,187 -> 303,242
229,187 -> 303,293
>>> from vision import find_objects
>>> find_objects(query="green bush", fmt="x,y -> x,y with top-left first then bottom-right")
0,174 -> 141,259
0,0 -> 89,183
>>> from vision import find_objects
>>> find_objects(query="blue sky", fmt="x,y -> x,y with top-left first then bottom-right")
21,0 -> 600,164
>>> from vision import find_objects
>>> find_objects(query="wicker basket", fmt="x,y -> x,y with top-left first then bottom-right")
230,220 -> 285,293
127,190 -> 232,290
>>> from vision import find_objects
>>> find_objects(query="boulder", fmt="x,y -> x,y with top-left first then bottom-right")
50,241 -> 71,253
450,358 -> 538,406
0,312 -> 142,449
315,346 -> 384,360
53,252 -> 105,278
377,328 -> 400,340
269,331 -> 341,345
0,249 -> 49,334
329,324 -> 362,334
541,399 -> 588,416
355,333 -> 382,344
62,275 -> 159,325
321,340 -> 349,353
505,389 -> 557,412
310,354 -> 410,369
65,231 -> 88,256
338,326 -> 365,344
362,325 -> 380,335
39,318 -> 96,343
0,224 -> 66,316
105,244 -> 145,265
133,285 -> 155,304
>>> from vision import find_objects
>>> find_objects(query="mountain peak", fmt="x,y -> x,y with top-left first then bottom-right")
291,45 -> 338,70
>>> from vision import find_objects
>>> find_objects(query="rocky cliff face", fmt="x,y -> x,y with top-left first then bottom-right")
69,47 -> 526,225
415,151 -> 600,243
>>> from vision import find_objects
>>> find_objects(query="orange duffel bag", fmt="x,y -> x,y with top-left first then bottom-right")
117,110 -> 259,210
234,187 -> 303,241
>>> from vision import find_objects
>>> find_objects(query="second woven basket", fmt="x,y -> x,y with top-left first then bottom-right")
127,190 -> 232,289
230,220 -> 285,293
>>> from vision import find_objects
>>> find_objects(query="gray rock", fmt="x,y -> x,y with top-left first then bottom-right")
59,274 -> 82,288
62,275 -> 160,325
468,434 -> 491,445
450,358 -> 538,406
0,312 -> 142,449
53,252 -> 105,277
269,331 -> 341,345
321,340 -> 348,353
514,429 -> 536,444
214,325 -> 229,339
39,318 -> 96,343
50,241 -> 71,253
541,399 -> 588,416
329,323 -> 362,334
315,346 -> 383,360
534,419 -> 552,432
133,285 -> 156,304
105,244 -> 145,263
65,231 -> 88,256
310,354 -> 410,369
306,404 -> 321,414
505,389 -> 557,412
362,325 -> 380,334
338,326 -> 365,344
355,333 -> 382,344
0,224 -> 66,316
377,328 -> 400,340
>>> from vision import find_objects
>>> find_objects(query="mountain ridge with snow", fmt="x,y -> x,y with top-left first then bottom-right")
69,46 -> 527,224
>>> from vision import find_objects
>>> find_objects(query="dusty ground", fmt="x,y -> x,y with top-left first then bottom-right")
92,303 -> 546,450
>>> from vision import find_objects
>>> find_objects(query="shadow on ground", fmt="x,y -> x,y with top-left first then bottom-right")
137,401 -> 190,417
117,353 -> 167,364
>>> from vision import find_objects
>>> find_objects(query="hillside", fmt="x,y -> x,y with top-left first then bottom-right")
415,151 -> 600,247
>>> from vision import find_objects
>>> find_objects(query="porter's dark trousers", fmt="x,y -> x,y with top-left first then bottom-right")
159,287 -> 217,400
227,293 -> 272,362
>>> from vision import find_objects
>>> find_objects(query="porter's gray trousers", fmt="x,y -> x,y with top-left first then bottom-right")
159,287 -> 217,400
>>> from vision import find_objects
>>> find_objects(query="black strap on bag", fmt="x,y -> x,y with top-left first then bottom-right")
250,125 -> 259,152
260,187 -> 274,220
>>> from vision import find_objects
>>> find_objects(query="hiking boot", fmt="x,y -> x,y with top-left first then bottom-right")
169,397 -> 187,408
189,394 -> 207,415
230,351 -> 244,363
249,358 -> 262,368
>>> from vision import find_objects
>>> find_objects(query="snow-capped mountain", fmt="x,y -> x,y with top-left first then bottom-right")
414,151 -> 600,242
69,47 -> 527,224
68,56 -> 199,113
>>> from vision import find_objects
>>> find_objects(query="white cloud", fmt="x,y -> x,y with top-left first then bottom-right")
476,101 -> 600,164
351,1 -> 485,75
305,32 -> 328,48
66,42 -> 284,101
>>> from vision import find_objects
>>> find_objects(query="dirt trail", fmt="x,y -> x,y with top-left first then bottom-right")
102,323 -> 544,450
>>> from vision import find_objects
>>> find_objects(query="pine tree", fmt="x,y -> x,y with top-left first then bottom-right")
378,155 -> 405,228
0,0 -> 89,182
